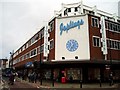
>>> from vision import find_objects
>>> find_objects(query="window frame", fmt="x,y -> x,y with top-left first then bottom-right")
92,36 -> 101,47
91,17 -> 99,28
49,39 -> 54,50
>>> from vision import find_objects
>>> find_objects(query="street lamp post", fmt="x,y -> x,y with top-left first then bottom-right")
79,69 -> 82,88
40,34 -> 42,85
10,51 -> 14,68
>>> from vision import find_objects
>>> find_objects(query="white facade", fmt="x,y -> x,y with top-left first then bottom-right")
55,15 -> 90,61
55,1 -> 120,23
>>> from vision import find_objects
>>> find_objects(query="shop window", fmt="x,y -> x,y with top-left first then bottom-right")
67,68 -> 81,80
93,36 -> 100,47
91,17 -> 99,27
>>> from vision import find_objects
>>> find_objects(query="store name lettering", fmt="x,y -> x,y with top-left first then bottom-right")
60,19 -> 84,35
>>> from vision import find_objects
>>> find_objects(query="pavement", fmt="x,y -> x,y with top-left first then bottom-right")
1,77 -> 120,90
15,78 -> 119,89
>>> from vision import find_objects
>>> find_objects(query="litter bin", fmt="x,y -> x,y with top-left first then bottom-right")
61,77 -> 66,83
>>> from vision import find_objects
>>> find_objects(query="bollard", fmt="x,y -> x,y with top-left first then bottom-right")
99,79 -> 102,87
40,78 -> 42,85
80,80 -> 82,88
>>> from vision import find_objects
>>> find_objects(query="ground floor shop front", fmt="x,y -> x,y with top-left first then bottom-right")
15,60 -> 120,83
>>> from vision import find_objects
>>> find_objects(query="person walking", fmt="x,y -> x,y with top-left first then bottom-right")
33,72 -> 37,83
9,71 -> 16,85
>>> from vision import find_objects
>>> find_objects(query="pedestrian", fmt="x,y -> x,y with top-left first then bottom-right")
109,72 -> 113,86
28,72 -> 31,82
30,72 -> 34,83
33,72 -> 37,83
9,71 -> 15,85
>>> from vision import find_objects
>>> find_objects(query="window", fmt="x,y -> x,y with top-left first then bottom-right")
26,43 -> 28,48
114,24 -> 117,32
28,40 -> 31,46
39,31 -> 42,39
64,9 -> 67,15
40,44 -> 44,53
22,55 -> 24,61
75,7 -> 78,12
105,21 -> 108,29
108,22 -> 111,30
107,39 -> 110,48
118,42 -> 120,50
35,34 -> 39,40
16,51 -> 18,56
37,46 -> 40,54
107,21 -> 120,33
83,9 -> 86,14
89,11 -> 94,15
31,49 -> 37,57
31,37 -> 35,44
20,56 -> 22,61
49,21 -> 54,32
22,45 -> 25,51
107,39 -> 120,50
24,54 -> 26,60
19,49 -> 21,53
118,24 -> 120,32
26,52 -> 30,59
50,39 -> 54,49
91,17 -> 99,27
68,8 -> 71,12
93,36 -> 100,47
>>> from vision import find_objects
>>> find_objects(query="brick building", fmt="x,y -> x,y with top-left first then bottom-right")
10,2 -> 120,82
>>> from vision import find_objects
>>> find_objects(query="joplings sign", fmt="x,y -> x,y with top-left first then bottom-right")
60,19 -> 84,35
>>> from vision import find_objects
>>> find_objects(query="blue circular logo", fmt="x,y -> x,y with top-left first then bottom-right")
66,39 -> 78,52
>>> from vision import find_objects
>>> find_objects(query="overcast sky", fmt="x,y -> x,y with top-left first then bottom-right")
0,0 -> 120,59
